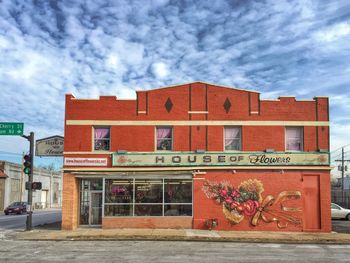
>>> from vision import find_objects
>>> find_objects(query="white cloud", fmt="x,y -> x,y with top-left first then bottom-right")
313,22 -> 350,42
105,54 -> 120,70
152,62 -> 169,79
0,0 -> 350,164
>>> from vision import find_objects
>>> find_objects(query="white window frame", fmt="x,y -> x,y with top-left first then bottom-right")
93,126 -> 111,152
224,126 -> 242,151
155,126 -> 173,151
285,127 -> 303,152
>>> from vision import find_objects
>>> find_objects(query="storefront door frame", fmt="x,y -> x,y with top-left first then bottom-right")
79,179 -> 103,227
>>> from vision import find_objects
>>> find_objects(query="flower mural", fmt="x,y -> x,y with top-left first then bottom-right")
202,179 -> 302,228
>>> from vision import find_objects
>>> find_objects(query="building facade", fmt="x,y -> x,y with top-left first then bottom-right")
62,82 -> 331,232
0,161 -> 62,211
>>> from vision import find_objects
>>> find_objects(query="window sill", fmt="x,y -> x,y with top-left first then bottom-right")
92,150 -> 113,153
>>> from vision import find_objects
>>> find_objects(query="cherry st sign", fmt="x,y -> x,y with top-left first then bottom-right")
0,122 -> 24,136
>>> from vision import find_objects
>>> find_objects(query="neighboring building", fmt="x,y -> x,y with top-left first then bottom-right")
0,161 -> 62,211
337,177 -> 350,189
63,82 -> 331,232
331,166 -> 350,189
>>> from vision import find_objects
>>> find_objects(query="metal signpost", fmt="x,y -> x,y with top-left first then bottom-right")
0,122 -> 34,231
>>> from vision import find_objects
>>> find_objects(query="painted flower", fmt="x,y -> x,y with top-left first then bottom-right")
225,197 -> 233,204
117,156 -> 127,164
242,200 -> 260,216
231,190 -> 240,198
220,189 -> 228,198
230,201 -> 240,209
318,155 -> 327,163
238,179 -> 264,202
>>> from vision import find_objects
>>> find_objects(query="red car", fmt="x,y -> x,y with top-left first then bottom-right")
4,202 -> 27,215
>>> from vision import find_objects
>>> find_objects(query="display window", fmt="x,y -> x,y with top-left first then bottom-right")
104,178 -> 192,217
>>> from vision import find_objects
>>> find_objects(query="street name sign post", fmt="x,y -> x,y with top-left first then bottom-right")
0,122 -> 24,135
0,122 -> 33,230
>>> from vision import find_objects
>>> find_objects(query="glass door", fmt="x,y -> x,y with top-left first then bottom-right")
80,179 -> 103,226
90,192 -> 102,225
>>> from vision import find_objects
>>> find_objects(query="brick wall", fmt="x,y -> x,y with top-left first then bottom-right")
103,217 -> 192,229
61,173 -> 79,230
64,82 -> 329,156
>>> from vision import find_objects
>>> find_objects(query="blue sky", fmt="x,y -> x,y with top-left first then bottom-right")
0,0 -> 349,168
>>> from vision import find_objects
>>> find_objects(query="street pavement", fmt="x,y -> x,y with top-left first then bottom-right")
0,215 -> 349,262
0,240 -> 350,263
0,209 -> 61,230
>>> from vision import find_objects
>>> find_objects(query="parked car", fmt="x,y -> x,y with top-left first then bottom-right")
331,203 -> 350,220
4,202 -> 27,215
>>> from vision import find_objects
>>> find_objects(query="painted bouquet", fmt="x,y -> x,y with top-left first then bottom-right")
203,179 -> 263,224
203,179 -> 302,228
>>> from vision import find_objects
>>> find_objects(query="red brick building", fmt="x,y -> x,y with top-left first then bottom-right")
62,82 -> 331,232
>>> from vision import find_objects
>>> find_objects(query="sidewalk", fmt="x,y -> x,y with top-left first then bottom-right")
13,227 -> 350,244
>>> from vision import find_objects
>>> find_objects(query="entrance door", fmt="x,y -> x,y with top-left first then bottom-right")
79,179 -> 103,226
302,175 -> 321,230
90,192 -> 102,225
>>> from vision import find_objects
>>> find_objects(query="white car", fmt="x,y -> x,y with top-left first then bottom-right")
331,203 -> 350,220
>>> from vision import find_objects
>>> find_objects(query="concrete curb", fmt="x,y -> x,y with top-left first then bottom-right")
12,229 -> 350,244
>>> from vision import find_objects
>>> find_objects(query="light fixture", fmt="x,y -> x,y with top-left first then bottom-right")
195,149 -> 206,153
117,150 -> 127,154
265,149 -> 275,153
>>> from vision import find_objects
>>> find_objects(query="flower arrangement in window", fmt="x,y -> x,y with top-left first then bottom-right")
111,186 -> 128,195
202,179 -> 302,228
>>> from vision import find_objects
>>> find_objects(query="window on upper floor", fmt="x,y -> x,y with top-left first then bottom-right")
156,127 -> 173,151
224,127 -> 241,151
94,127 -> 110,151
285,127 -> 303,151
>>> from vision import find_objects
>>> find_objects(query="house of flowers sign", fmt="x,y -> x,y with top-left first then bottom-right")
112,152 -> 329,167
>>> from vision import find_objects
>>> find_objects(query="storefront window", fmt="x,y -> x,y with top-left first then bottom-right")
164,179 -> 192,203
105,180 -> 133,203
104,205 -> 133,216
164,204 -> 192,216
135,180 -> 162,203
104,180 -> 133,216
134,205 -> 163,216
104,178 -> 192,217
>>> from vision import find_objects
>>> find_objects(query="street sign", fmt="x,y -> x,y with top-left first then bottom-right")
0,122 -> 24,135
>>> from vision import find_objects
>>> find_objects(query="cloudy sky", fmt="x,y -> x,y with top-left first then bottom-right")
0,0 -> 349,167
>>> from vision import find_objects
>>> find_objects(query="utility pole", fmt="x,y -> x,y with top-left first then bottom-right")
335,147 -> 350,200
22,132 -> 34,231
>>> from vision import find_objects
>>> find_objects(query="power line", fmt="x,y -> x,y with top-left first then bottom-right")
0,150 -> 24,156
331,144 -> 350,154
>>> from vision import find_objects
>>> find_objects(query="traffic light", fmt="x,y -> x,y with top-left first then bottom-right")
25,182 -> 42,191
23,154 -> 32,174
32,182 -> 42,190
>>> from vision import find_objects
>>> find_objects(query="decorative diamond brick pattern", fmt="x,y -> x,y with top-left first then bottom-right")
165,97 -> 173,112
223,98 -> 231,113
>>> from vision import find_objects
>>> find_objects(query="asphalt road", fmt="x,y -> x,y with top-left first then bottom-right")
0,240 -> 349,263
0,209 -> 61,230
